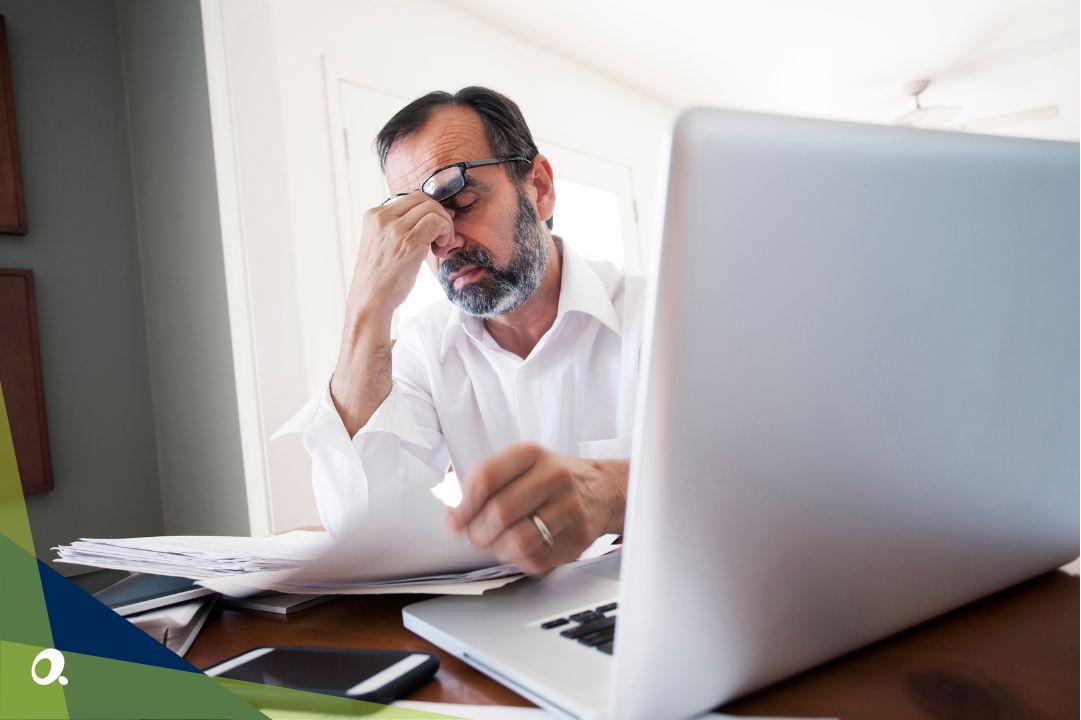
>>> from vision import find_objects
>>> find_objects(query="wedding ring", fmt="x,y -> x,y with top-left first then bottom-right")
531,514 -> 555,547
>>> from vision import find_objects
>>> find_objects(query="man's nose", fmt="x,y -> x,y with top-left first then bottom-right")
430,223 -> 465,260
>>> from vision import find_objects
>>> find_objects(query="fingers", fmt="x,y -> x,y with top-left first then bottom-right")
380,190 -> 444,219
448,445 -> 602,574
350,193 -> 454,314
392,193 -> 452,231
401,211 -> 453,250
386,196 -> 452,249
487,511 -> 555,573
463,460 -> 561,547
488,494 -> 593,574
449,443 -> 545,531
363,192 -> 453,254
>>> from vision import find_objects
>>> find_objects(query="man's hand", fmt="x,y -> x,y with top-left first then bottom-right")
447,443 -> 628,574
346,192 -> 455,317
331,193 -> 454,435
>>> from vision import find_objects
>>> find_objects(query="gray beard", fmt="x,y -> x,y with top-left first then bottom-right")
439,188 -> 549,318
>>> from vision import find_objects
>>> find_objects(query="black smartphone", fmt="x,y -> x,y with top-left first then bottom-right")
203,646 -> 438,704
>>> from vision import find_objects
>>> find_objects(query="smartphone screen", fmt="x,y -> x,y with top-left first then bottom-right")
205,646 -> 437,701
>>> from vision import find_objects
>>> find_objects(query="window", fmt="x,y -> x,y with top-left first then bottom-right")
552,177 -> 626,269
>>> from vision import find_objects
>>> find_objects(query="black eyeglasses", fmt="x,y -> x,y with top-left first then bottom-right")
381,157 -> 530,206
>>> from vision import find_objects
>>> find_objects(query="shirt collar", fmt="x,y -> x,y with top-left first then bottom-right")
440,304 -> 477,361
554,238 -> 623,337
439,238 -> 622,361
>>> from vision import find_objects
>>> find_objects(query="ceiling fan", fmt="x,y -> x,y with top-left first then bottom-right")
892,79 -> 1059,132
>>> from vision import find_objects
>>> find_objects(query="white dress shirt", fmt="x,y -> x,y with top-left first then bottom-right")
280,240 -> 648,537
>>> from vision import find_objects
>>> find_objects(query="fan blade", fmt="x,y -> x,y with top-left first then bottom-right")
955,105 -> 1060,132
893,105 -> 963,128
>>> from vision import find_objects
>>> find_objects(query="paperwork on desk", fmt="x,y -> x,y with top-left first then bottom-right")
55,532 -> 333,579
56,531 -> 521,596
55,484 -> 526,596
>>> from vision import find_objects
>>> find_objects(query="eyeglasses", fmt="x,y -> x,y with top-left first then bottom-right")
381,156 -> 531,206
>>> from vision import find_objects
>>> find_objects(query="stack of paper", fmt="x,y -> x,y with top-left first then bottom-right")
55,531 -> 334,579
200,562 -> 523,597
55,485 -> 533,596
55,481 -> 623,598
54,530 -> 522,596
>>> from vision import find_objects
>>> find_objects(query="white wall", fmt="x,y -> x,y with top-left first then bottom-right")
211,0 -> 677,531
0,0 -> 164,572
117,0 -> 251,537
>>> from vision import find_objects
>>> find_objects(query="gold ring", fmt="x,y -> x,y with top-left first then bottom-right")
531,514 -> 554,547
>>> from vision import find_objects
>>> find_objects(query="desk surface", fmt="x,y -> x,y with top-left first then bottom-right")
187,570 -> 1078,719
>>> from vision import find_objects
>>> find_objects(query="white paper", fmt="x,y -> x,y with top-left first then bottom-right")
198,569 -> 523,597
56,483 -> 625,599
578,533 -> 621,560
54,531 -> 333,579
296,484 -> 500,584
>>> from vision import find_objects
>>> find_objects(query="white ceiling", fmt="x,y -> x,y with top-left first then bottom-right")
449,0 -> 1080,141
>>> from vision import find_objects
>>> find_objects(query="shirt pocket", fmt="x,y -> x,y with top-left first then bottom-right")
578,436 -> 633,460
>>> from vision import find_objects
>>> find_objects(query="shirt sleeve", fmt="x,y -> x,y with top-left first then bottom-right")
275,326 -> 449,537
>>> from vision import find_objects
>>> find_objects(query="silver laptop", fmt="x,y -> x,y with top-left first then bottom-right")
404,109 -> 1080,720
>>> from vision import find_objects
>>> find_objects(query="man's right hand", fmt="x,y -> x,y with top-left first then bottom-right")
346,192 -> 455,317
332,193 -> 454,436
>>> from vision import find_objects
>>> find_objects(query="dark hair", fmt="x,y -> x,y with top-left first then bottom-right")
375,87 -> 538,183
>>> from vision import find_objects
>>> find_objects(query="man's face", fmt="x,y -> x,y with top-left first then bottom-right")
382,106 -> 549,317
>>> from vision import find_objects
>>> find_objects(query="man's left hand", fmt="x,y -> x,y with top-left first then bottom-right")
447,443 -> 628,574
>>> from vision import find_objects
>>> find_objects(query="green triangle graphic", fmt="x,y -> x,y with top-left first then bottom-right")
0,383 -> 67,719
3,641 -> 265,720
0,384 -> 263,718
0,384 -> 37,555
0,640 -> 68,719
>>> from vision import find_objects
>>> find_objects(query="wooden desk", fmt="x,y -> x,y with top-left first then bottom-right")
187,570 -> 1079,718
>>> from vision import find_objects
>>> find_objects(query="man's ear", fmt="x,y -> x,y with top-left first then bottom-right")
528,154 -> 556,226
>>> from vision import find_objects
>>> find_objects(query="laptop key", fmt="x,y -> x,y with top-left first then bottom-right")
595,602 -> 618,613
560,615 -> 616,640
540,617 -> 569,630
576,627 -> 615,647
568,610 -> 604,624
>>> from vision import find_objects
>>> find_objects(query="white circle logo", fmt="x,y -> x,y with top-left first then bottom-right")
31,648 -> 68,686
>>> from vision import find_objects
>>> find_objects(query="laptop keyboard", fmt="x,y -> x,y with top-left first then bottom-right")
538,602 -> 618,655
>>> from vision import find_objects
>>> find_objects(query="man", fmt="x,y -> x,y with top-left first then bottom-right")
287,87 -> 646,573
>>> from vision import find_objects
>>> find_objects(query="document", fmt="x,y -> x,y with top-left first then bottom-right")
54,477 -> 627,597
54,531 -> 333,579
54,484 -> 528,596
201,484 -> 524,596
299,482 -> 502,582
199,568 -> 521,597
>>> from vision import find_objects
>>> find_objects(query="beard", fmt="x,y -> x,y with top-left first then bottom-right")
438,188 -> 549,318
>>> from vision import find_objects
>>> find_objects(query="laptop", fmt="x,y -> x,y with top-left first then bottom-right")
404,109 -> 1080,720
